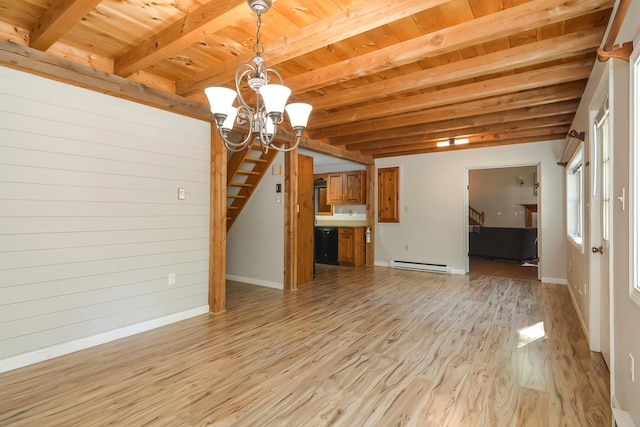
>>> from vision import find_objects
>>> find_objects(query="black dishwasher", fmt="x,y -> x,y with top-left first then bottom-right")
315,227 -> 339,265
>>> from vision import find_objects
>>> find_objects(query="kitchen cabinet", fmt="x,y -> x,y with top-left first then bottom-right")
326,170 -> 366,205
326,173 -> 344,205
378,166 -> 400,223
338,227 -> 365,267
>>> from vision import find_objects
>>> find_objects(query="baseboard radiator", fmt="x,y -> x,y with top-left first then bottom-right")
390,260 -> 451,273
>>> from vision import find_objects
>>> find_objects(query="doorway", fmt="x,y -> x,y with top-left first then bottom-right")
467,165 -> 540,280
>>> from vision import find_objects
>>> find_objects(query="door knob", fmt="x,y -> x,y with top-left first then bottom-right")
592,246 -> 603,254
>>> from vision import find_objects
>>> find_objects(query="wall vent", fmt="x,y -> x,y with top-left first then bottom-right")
390,260 -> 451,274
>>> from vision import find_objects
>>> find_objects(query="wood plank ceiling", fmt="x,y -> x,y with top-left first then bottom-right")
0,0 -> 614,158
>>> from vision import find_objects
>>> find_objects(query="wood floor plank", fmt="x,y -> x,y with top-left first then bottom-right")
0,265 -> 611,426
516,386 -> 550,427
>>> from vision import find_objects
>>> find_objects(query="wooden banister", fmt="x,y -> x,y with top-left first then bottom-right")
469,206 -> 484,226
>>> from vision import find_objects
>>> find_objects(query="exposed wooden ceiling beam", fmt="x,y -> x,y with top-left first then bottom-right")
309,83 -> 585,140
284,0 -> 614,94
177,0 -> 449,96
310,60 -> 593,129
329,101 -> 580,146
371,134 -> 569,158
344,113 -> 575,152
114,0 -> 247,77
362,126 -> 571,157
311,29 -> 603,111
298,137 -> 374,165
30,0 -> 103,51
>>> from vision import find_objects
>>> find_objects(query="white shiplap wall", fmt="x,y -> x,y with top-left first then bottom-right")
0,67 -> 211,370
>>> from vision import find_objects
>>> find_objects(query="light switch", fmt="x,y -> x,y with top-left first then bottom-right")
178,188 -> 186,200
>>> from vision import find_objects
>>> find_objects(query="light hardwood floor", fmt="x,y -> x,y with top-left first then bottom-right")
0,265 -> 610,426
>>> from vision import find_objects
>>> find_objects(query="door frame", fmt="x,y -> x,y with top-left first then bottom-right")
587,63 -> 615,373
465,163 -> 541,279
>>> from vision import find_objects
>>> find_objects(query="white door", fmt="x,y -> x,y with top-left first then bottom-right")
593,99 -> 611,368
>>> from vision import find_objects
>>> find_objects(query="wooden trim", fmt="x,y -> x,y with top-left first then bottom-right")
209,127 -> 227,313
284,149 -> 299,291
0,39 -> 211,121
366,164 -> 375,266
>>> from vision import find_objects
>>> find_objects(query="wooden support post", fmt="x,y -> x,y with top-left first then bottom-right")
284,148 -> 299,291
366,164 -> 375,266
209,126 -> 227,313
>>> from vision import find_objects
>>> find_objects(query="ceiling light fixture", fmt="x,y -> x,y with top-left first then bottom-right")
436,137 -> 470,147
204,0 -> 312,152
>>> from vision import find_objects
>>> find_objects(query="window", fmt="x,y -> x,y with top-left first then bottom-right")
566,146 -> 584,250
631,44 -> 640,306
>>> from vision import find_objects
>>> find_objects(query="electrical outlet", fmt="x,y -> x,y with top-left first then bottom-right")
630,353 -> 635,382
168,273 -> 176,286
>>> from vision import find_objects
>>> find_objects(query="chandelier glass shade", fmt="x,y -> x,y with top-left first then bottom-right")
204,0 -> 312,152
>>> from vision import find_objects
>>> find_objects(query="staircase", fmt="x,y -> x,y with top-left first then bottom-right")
469,206 -> 484,226
226,144 -> 278,230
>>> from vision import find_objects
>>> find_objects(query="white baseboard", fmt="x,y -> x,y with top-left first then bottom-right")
611,395 -> 636,427
373,261 -> 464,275
541,277 -> 568,285
0,305 -> 209,374
566,281 -> 590,343
226,274 -> 283,290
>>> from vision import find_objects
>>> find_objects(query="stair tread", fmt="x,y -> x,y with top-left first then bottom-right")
245,157 -> 268,163
229,182 -> 252,187
228,195 -> 247,199
237,169 -> 260,175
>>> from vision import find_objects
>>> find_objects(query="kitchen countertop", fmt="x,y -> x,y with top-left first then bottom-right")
315,220 -> 367,227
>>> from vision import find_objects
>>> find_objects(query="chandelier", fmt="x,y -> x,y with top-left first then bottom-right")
204,0 -> 312,152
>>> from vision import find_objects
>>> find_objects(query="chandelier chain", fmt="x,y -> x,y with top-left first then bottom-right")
253,13 -> 264,57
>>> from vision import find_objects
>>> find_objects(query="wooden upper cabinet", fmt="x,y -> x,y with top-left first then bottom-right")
378,166 -> 400,223
326,170 -> 366,205
342,170 -> 366,204
326,172 -> 344,205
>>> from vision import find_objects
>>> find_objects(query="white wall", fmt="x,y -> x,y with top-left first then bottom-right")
469,166 -> 538,228
0,67 -> 210,372
226,153 -> 285,289
567,0 -> 640,421
375,140 -> 566,282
